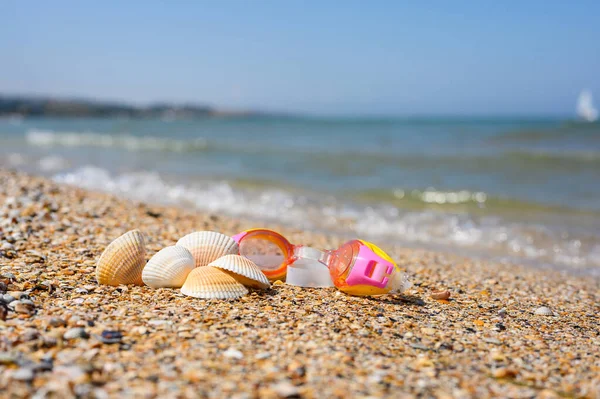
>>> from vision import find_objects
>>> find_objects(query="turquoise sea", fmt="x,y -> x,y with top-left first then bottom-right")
1,116 -> 599,275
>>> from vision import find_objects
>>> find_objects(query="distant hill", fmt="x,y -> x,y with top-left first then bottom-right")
0,95 -> 258,118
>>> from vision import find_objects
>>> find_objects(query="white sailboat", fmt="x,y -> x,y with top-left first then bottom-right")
576,89 -> 598,122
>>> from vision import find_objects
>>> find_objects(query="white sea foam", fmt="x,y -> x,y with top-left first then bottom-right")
406,189 -> 487,205
353,206 -> 600,273
52,166 -> 600,275
26,129 -> 208,152
53,166 -> 316,228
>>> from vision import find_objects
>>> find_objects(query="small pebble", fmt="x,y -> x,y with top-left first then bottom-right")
431,290 -> 451,300
287,361 -> 306,378
148,319 -> 170,326
20,298 -> 35,307
271,381 -> 300,398
421,327 -> 436,335
1,242 -> 15,250
12,368 -> 35,382
223,348 -> 244,359
63,327 -> 89,340
33,358 -> 54,372
0,352 -> 18,365
490,350 -> 506,362
414,357 -> 434,368
14,302 -> 35,315
42,335 -> 58,348
410,343 -> 430,351
484,338 -> 502,345
100,330 -> 123,344
1,294 -> 16,304
21,329 -> 40,342
48,317 -> 66,327
2,272 -> 16,280
255,352 -> 272,360
498,308 -> 507,317
493,367 -> 518,379
53,365 -> 88,384
534,306 -> 554,316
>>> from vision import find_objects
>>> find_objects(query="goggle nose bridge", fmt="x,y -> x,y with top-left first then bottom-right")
293,246 -> 330,265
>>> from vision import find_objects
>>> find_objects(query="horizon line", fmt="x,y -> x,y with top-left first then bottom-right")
0,91 -> 581,120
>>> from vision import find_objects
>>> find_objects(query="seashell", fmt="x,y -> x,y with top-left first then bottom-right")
176,231 -> 239,267
96,230 -> 146,286
142,246 -> 195,288
181,266 -> 248,299
209,254 -> 270,289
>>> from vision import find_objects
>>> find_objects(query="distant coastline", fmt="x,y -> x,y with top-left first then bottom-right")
0,94 -> 261,119
1,94 -> 580,122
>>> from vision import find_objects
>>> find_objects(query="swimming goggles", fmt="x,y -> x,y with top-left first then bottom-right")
232,229 -> 411,296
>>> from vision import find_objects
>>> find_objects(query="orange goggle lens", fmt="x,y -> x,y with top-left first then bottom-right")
327,240 -> 360,287
236,229 -> 294,281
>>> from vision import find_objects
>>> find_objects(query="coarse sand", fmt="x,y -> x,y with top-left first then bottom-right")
1,169 -> 599,398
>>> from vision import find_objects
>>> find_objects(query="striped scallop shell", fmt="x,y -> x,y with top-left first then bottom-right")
96,230 -> 146,286
176,231 -> 239,267
181,266 -> 248,299
142,246 -> 195,288
209,255 -> 270,289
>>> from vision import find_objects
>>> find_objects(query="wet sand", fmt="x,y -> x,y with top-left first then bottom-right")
0,169 -> 599,398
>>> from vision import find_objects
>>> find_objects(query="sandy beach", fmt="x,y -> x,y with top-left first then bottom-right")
0,168 -> 598,398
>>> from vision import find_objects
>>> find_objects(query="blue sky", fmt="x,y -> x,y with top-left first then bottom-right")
1,1 -> 599,116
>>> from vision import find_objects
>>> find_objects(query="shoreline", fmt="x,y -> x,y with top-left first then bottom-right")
3,115 -> 600,275
25,162 -> 600,277
1,169 -> 599,397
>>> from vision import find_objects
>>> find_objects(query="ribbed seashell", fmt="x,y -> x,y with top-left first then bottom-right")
96,230 -> 146,286
176,231 -> 239,267
181,266 -> 248,299
142,246 -> 195,288
209,255 -> 270,289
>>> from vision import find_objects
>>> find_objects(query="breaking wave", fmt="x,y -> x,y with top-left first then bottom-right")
25,129 -> 600,171
26,129 -> 209,152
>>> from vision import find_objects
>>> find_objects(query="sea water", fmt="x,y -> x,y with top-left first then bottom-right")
1,116 -> 599,275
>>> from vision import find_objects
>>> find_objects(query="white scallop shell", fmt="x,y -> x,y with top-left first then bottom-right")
96,230 -> 146,286
181,266 -> 248,299
176,231 -> 239,267
209,254 -> 270,289
142,246 -> 195,288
